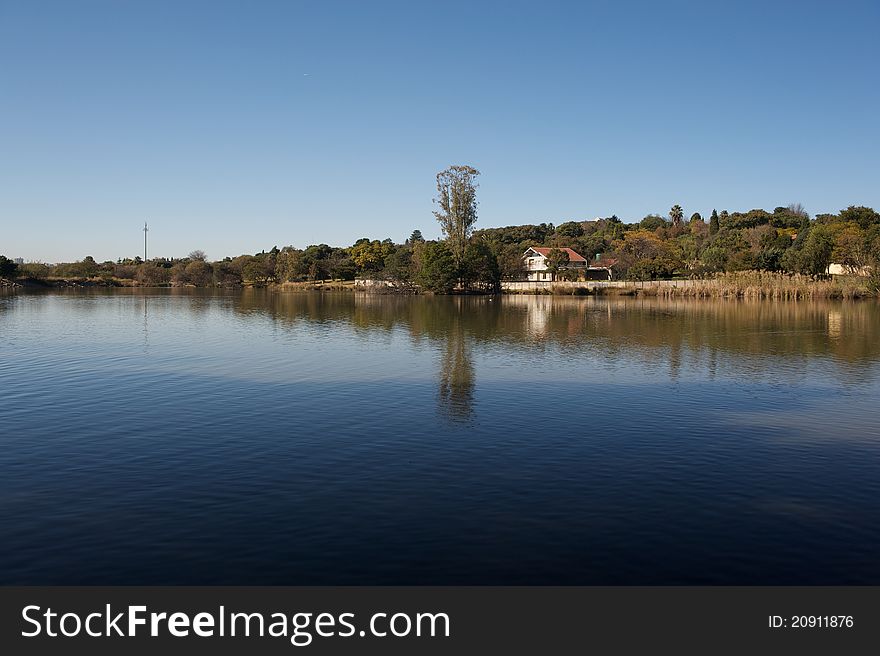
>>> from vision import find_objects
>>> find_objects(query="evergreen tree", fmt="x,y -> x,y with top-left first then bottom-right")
709,209 -> 720,236
416,242 -> 457,293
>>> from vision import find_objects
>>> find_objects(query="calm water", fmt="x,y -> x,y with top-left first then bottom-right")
1,289 -> 879,584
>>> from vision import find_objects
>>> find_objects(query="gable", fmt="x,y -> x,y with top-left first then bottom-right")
523,247 -> 587,262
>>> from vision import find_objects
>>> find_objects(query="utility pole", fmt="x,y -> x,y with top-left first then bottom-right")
143,222 -> 149,262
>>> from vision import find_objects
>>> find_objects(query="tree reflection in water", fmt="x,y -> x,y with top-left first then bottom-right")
228,289 -> 880,408
437,300 -> 474,421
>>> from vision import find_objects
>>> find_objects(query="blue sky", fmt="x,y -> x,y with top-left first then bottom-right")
2,0 -> 878,262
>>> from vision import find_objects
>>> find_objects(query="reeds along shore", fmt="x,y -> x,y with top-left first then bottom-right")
534,272 -> 876,300
645,272 -> 876,300
3,272 -> 877,300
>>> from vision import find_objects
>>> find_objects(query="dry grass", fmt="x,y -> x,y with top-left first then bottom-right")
641,272 -> 875,300
503,271 -> 877,299
277,280 -> 356,291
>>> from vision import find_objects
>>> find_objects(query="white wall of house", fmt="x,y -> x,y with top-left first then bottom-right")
827,263 -> 871,276
525,252 -> 548,281
522,249 -> 587,281
525,255 -> 546,272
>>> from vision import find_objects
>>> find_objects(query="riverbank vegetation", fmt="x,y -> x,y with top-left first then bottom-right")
3,167 -> 879,296
641,272 -> 873,300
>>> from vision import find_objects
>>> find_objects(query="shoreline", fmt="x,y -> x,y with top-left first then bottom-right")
3,272 -> 877,300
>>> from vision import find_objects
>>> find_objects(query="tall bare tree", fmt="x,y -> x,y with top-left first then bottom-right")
787,202 -> 808,219
433,165 -> 480,271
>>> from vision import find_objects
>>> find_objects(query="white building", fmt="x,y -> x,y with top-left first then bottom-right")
522,247 -> 616,281
522,247 -> 587,281
827,263 -> 871,277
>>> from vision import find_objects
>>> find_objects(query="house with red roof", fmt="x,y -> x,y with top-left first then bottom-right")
523,247 -> 586,281
522,247 -> 616,281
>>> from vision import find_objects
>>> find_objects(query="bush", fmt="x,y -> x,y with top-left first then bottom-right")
0,255 -> 18,278
416,242 -> 457,293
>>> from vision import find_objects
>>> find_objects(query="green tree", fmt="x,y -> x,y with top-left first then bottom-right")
416,241 -> 457,293
804,226 -> 835,275
300,244 -> 333,280
838,206 -> 880,230
575,234 -> 607,260
780,247 -> 802,274
80,256 -> 99,277
461,240 -> 501,292
709,209 -> 720,236
791,225 -> 834,276
555,221 -> 584,238
327,249 -> 356,280
602,215 -> 626,241
350,239 -> 394,273
275,247 -> 303,282
613,230 -> 682,279
0,255 -> 19,278
689,212 -> 703,223
433,165 -> 480,272
495,243 -> 527,281
755,247 -> 784,271
543,247 -> 570,281
670,204 -> 684,227
242,259 -> 270,284
640,214 -> 667,231
384,246 -> 415,284
832,224 -> 869,272
770,206 -> 807,228
406,230 -> 425,245
701,246 -> 727,272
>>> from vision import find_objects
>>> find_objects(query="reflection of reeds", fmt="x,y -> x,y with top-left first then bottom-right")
278,280 -> 356,291
641,272 -> 874,300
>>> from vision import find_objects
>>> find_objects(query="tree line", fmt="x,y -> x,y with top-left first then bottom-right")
476,204 -> 880,284
3,166 -> 879,292
0,166 -> 498,293
1,238 -> 500,293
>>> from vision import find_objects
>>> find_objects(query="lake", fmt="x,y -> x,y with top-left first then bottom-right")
1,289 -> 879,584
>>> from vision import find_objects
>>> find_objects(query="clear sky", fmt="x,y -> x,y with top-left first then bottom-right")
1,0 -> 878,263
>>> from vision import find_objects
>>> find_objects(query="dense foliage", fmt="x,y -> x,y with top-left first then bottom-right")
4,203 -> 878,292
475,204 -> 880,283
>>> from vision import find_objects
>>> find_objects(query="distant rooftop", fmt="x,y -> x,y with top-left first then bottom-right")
526,247 -> 587,263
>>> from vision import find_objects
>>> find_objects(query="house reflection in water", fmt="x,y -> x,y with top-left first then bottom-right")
827,311 -> 842,339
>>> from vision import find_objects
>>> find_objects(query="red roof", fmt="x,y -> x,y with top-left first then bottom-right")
592,257 -> 618,268
527,247 -> 587,263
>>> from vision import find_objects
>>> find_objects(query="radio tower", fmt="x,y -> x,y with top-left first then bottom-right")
143,222 -> 149,262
